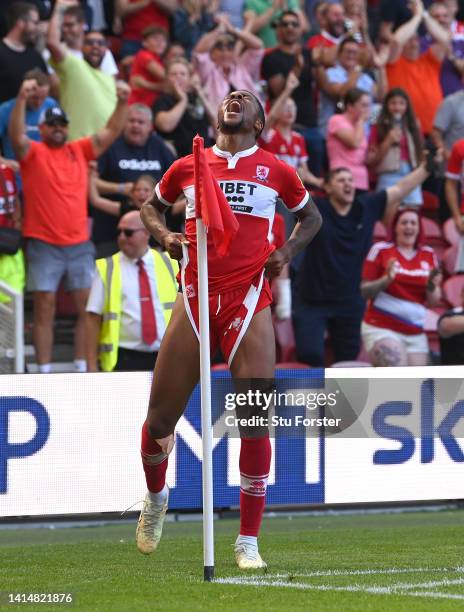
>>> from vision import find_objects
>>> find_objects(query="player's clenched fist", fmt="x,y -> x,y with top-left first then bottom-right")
265,248 -> 288,278
163,232 -> 189,260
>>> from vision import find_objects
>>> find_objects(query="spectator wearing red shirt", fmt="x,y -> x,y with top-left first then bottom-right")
361,208 -> 442,366
445,137 -> 464,233
306,2 -> 346,66
115,0 -> 175,59
8,79 -> 130,374
128,26 -> 168,108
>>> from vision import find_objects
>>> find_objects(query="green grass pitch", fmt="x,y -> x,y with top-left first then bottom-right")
1,510 -> 463,611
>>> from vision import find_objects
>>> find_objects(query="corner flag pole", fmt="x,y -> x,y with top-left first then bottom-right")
194,144 -> 215,582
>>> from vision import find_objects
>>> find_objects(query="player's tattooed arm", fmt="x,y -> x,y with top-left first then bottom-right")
265,196 -> 322,278
140,192 -> 187,260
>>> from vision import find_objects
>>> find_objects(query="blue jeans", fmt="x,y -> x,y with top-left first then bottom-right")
292,291 -> 365,366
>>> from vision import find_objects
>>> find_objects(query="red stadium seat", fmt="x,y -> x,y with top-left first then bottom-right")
421,190 -> 439,220
420,217 -> 447,261
442,275 -> 464,308
373,221 -> 388,242
442,245 -> 458,276
443,218 -> 460,247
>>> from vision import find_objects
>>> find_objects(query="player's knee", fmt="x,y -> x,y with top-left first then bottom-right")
146,414 -> 175,440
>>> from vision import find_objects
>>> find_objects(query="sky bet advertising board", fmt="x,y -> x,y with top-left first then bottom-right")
0,367 -> 463,517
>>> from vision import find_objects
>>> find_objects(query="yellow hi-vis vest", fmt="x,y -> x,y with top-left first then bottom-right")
96,249 -> 178,371
0,250 -> 25,304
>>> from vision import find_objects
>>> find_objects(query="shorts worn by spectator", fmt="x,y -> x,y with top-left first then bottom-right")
93,104 -> 175,257
261,11 -> 323,175
47,3 -> 117,140
86,211 -> 179,372
386,0 -> 451,136
9,78 -> 131,373
192,15 -> 264,113
0,2 -> 47,104
361,208 -> 442,367
292,164 -> 430,366
432,90 -> 464,165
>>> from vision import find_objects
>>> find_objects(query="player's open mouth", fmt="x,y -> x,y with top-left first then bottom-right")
225,100 -> 243,115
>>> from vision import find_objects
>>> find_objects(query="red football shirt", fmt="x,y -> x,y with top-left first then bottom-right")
363,241 -> 438,334
260,128 -> 308,170
0,165 -> 17,227
155,145 -> 309,294
446,138 -> 464,212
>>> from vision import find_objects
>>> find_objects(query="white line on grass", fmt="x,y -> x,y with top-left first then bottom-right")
231,566 -> 463,580
215,574 -> 464,602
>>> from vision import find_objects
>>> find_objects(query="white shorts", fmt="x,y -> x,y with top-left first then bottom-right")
361,322 -> 429,354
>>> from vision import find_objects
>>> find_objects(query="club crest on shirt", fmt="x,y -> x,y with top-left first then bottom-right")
420,261 -> 430,270
185,284 -> 196,298
253,165 -> 270,182
228,317 -> 244,331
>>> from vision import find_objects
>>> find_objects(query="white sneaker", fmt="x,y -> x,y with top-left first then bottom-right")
234,542 -> 267,570
136,488 -> 169,555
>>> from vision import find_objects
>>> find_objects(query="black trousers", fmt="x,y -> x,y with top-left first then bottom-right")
114,347 -> 158,371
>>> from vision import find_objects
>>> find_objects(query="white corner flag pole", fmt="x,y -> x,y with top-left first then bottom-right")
196,217 -> 215,582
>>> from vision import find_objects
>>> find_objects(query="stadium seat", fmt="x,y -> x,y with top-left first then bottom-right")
442,244 -> 458,276
373,221 -> 388,242
442,275 -> 464,308
421,190 -> 439,221
420,217 -> 447,261
274,317 -> 297,362
330,360 -> 372,367
443,218 -> 460,247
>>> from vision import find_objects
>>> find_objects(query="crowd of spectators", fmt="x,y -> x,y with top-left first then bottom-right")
1,0 -> 464,372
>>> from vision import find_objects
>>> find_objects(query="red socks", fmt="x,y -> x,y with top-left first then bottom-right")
141,421 -> 169,493
239,437 -> 272,537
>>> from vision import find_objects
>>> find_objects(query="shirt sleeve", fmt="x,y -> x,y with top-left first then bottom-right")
446,141 -> 464,180
362,244 -> 384,281
278,161 -> 309,212
75,137 -> 97,162
86,271 -> 105,314
238,48 -> 265,79
155,157 -> 187,206
327,114 -> 347,136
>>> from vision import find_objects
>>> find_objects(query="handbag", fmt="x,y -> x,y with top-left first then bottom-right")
0,167 -> 21,255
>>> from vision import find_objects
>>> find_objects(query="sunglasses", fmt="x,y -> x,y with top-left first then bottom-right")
46,120 -> 68,127
280,21 -> 299,28
214,41 -> 235,50
117,228 -> 144,238
84,38 -> 106,46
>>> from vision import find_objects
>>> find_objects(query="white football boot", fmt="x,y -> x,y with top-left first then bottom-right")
136,487 -> 169,554
234,541 -> 267,570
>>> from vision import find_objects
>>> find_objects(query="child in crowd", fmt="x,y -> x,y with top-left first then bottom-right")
367,87 -> 423,206
128,26 -> 168,108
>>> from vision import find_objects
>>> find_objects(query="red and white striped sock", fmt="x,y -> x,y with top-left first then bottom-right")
141,421 -> 169,494
239,437 -> 272,537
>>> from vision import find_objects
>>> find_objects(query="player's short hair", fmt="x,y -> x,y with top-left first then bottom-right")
6,2 -> 37,31
23,68 -> 49,87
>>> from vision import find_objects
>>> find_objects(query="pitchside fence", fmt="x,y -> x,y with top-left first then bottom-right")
0,281 -> 24,374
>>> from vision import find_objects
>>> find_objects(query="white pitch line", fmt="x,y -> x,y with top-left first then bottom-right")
394,578 -> 464,591
215,576 -> 464,602
229,566 -> 462,580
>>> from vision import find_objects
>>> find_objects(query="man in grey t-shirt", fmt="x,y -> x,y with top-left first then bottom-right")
431,90 -> 464,220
